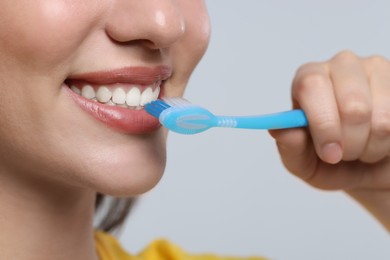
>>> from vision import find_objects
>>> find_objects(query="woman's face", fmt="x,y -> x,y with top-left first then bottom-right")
0,1 -> 210,196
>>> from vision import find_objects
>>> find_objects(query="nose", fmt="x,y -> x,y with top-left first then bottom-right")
105,0 -> 186,49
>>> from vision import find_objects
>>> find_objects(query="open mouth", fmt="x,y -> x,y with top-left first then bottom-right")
63,66 -> 171,134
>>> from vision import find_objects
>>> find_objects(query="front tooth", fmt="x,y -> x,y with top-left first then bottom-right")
140,87 -> 154,106
81,85 -> 95,99
126,87 -> 141,107
153,86 -> 160,100
96,86 -> 112,103
112,88 -> 126,105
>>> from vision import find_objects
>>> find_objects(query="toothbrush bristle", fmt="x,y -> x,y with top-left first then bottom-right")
145,99 -> 171,118
163,97 -> 192,107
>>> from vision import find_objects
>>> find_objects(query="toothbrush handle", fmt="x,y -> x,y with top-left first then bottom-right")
217,109 -> 308,130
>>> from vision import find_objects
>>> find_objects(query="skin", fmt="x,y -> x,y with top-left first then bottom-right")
0,1 -> 210,260
0,1 -> 389,260
270,51 -> 390,231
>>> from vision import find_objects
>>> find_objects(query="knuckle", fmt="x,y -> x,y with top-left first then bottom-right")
371,111 -> 390,138
339,96 -> 371,124
295,62 -> 321,74
302,73 -> 328,87
294,72 -> 329,94
367,55 -> 390,70
332,50 -> 359,63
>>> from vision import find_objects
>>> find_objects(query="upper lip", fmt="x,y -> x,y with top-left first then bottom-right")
66,65 -> 172,85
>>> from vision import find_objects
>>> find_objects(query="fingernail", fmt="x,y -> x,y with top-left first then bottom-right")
321,142 -> 342,164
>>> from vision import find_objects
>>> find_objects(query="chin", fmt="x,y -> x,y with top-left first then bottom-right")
92,134 -> 167,197
60,127 -> 168,197
92,158 -> 166,197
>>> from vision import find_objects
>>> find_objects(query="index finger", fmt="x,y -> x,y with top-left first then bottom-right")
292,62 -> 343,164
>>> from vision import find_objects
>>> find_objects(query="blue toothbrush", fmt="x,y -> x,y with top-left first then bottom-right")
145,97 -> 308,135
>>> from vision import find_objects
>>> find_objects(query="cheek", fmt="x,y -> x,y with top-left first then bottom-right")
0,1 -> 106,67
184,1 -> 211,56
172,1 -> 210,89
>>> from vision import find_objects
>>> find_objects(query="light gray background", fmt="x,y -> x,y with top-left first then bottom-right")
120,1 -> 390,259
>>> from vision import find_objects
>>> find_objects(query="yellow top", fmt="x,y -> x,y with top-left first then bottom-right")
95,231 -> 267,260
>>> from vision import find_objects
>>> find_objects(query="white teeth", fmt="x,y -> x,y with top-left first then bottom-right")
81,85 -> 95,99
153,86 -> 160,100
71,83 -> 161,109
140,87 -> 154,106
126,87 -> 141,107
96,86 -> 112,103
112,88 -> 126,105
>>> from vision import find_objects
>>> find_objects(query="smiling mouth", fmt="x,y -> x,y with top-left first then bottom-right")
66,80 -> 162,110
63,66 -> 171,134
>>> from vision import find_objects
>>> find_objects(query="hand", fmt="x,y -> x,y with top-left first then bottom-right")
269,50 -> 390,230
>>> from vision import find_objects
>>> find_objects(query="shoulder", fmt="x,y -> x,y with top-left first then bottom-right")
95,230 -> 267,260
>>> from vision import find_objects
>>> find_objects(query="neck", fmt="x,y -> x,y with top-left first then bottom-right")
0,171 -> 98,260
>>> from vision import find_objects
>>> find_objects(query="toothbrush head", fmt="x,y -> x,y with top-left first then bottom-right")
145,98 -> 214,135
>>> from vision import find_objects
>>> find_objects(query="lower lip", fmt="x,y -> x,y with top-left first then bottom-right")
63,84 -> 161,134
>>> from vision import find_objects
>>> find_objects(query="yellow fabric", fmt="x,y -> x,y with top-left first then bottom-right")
95,231 -> 267,260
